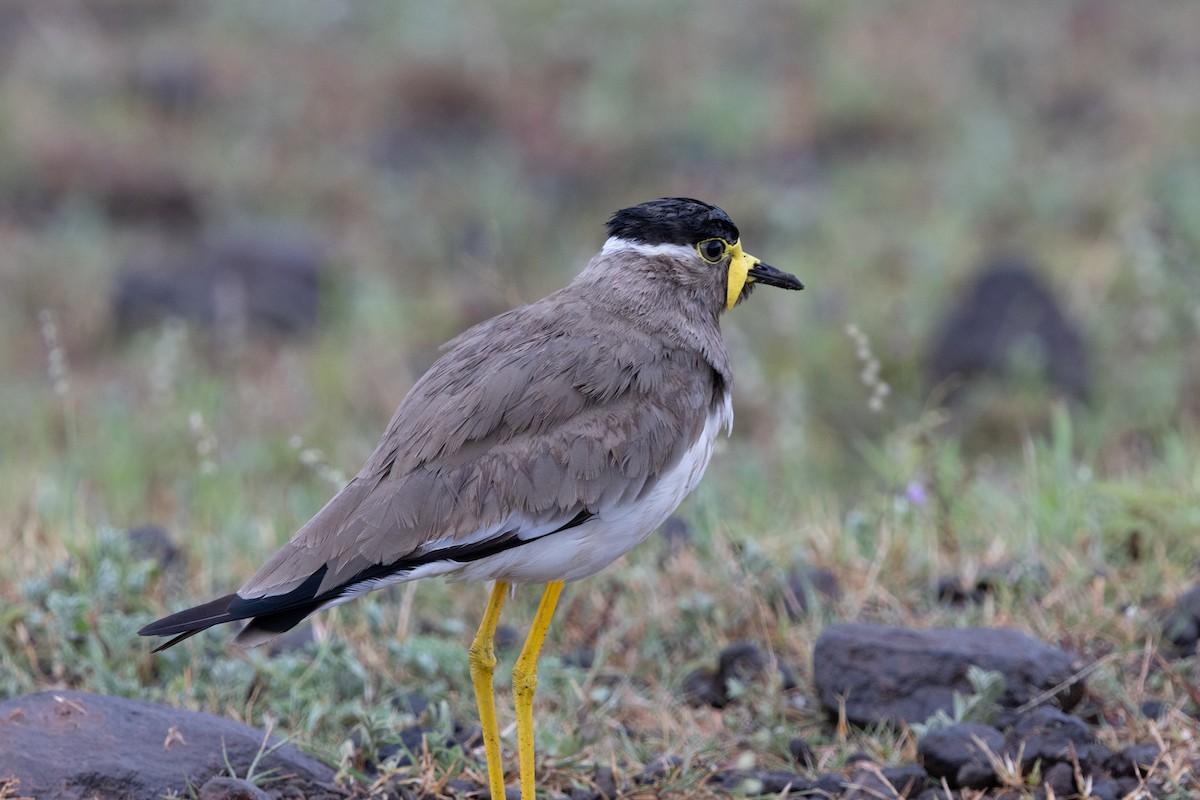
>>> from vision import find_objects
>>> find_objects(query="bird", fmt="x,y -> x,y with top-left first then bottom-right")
139,197 -> 804,799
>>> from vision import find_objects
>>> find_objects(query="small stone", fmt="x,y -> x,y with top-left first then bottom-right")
782,565 -> 841,619
815,773 -> 848,795
1041,762 -> 1076,797
1005,707 -> 1094,771
880,764 -> 930,797
1140,699 -> 1167,719
390,691 -> 430,718
1106,744 -> 1160,777
592,765 -> 618,799
788,737 -> 816,769
494,624 -> 520,651
917,722 -> 1004,786
1087,777 -> 1120,800
127,524 -> 183,570
682,666 -> 724,708
756,770 -> 811,794
843,765 -> 899,800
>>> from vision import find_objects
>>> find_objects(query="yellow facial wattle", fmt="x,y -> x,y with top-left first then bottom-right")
726,240 -> 760,310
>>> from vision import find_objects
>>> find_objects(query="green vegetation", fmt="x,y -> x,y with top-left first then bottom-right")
1,2 -> 1198,796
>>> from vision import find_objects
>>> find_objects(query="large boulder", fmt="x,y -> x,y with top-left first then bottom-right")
0,690 -> 341,800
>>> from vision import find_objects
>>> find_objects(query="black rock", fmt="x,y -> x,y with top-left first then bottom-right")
592,765 -> 619,799
812,623 -> 1084,727
781,564 -> 842,619
494,623 -> 520,652
814,773 -> 848,795
1005,707 -> 1095,771
917,722 -> 1004,788
1140,699 -> 1168,719
126,524 -> 183,571
1041,761 -> 1076,797
1087,777 -> 1120,800
843,765 -> 899,800
683,642 -> 796,709
1105,743 -> 1160,778
0,690 -> 335,800
1162,583 -> 1200,656
682,666 -> 725,708
788,737 -> 816,769
880,764 -> 930,797
758,770 -> 812,794
390,691 -> 430,718
927,257 -> 1090,403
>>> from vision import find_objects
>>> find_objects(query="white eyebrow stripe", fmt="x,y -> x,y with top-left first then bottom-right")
600,238 -> 698,260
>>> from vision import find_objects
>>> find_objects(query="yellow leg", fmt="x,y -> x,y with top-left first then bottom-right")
512,580 -> 564,800
469,581 -> 509,800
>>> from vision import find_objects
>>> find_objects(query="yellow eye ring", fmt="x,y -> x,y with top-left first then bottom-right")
697,238 -> 728,263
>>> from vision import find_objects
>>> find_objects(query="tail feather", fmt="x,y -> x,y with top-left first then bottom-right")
139,569 -> 331,651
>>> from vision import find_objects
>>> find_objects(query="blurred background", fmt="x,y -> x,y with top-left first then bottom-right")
1,0 -> 1199,770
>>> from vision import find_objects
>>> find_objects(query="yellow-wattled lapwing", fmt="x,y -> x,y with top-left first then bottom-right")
141,197 -> 803,799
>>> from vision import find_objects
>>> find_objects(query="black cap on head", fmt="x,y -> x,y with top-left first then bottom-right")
606,198 -> 741,246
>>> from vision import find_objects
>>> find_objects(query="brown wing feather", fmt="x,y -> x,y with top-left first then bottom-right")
238,292 -> 722,600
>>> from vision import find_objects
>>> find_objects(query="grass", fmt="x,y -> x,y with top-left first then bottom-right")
1,1 -> 1200,797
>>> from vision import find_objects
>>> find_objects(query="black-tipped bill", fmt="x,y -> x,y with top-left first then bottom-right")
748,262 -> 804,291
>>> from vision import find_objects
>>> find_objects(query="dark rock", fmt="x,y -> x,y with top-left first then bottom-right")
113,227 -> 329,339
718,641 -> 797,690
683,642 -> 795,709
592,765 -> 619,799
1041,762 -> 1076,797
1162,583 -> 1200,656
1140,699 -> 1167,719
562,646 -> 595,669
936,575 -> 984,605
956,761 -> 998,790
390,691 -> 430,718
1087,777 -> 1120,800
843,765 -> 899,800
494,623 -> 520,652
927,258 -> 1090,403
0,690 -> 336,800
126,524 -> 182,571
814,772 -> 848,795
782,565 -> 842,619
788,737 -> 816,769
198,776 -> 270,800
937,562 -> 1050,606
757,770 -> 812,794
812,623 -> 1084,726
880,764 -> 930,797
1106,743 -> 1160,777
917,722 -> 1004,788
682,667 -> 724,708
1006,707 -> 1094,771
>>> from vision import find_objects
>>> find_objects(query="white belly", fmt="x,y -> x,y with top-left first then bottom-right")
452,403 -> 728,584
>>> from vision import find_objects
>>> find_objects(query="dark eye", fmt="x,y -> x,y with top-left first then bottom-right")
698,239 -> 726,262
